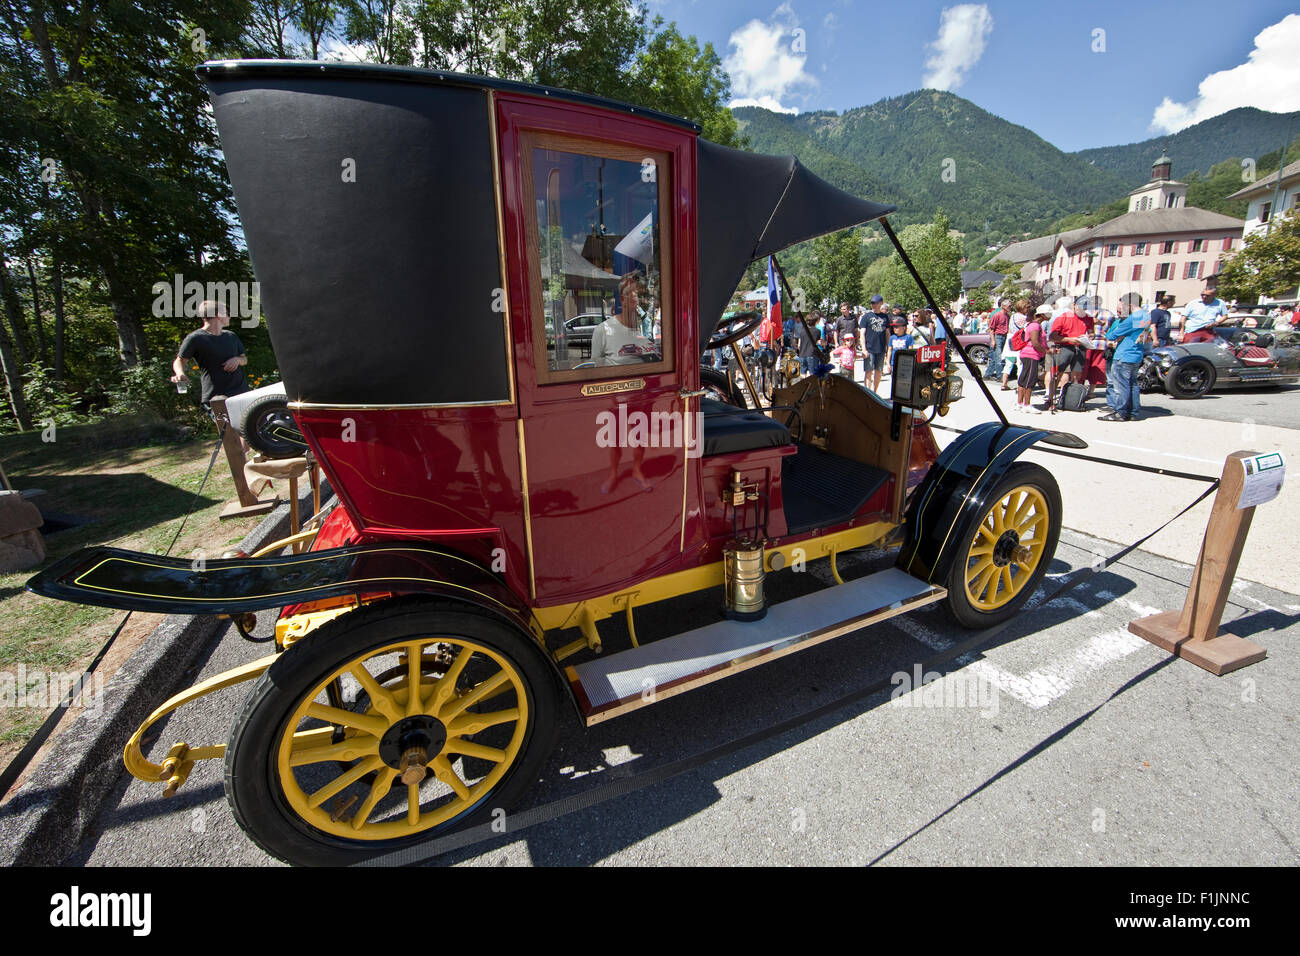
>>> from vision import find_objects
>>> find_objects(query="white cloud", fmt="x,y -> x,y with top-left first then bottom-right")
730,96 -> 800,114
921,4 -> 993,92
1150,14 -> 1300,133
723,4 -> 816,114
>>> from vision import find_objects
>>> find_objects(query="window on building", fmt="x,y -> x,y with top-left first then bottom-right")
1165,194 -> 1177,208
1131,265 -> 1142,281
1075,270 -> 1082,285
1104,265 -> 1115,282
1215,258 -> 1223,275
1191,238 -> 1204,252
1222,236 -> 1234,251
1135,241 -> 1148,256
1184,261 -> 1202,280
1260,201 -> 1272,223
1156,262 -> 1171,280
1162,240 -> 1175,254
1106,243 -> 1119,256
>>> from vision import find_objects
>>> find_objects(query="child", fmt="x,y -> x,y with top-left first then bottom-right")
832,332 -> 857,378
887,320 -> 913,372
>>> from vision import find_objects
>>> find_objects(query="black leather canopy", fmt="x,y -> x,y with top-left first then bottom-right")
696,140 -> 895,349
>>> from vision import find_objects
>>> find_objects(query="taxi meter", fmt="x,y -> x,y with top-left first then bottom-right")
890,343 -> 962,439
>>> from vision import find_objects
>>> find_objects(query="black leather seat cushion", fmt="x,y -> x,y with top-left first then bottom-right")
700,398 -> 791,456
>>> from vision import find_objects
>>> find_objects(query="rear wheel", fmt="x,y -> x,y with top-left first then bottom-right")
943,463 -> 1061,629
966,344 -> 989,365
225,600 -> 559,866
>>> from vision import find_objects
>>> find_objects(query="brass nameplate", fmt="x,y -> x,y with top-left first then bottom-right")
580,378 -> 646,397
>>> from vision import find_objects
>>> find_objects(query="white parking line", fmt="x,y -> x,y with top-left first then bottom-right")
1086,439 -> 1221,465
891,591 -> 1159,710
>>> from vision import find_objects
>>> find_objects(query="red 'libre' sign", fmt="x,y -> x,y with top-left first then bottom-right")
918,344 -> 944,365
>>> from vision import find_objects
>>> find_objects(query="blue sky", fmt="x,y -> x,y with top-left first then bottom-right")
643,0 -> 1300,152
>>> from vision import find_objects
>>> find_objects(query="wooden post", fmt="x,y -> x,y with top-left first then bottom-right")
211,395 -> 279,520
1128,450 -> 1269,675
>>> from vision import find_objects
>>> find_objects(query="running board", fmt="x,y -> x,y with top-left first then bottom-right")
567,568 -> 946,725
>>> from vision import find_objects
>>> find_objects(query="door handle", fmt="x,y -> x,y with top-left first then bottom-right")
678,388 -> 707,399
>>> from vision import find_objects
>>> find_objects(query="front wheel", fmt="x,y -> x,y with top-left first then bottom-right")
966,344 -> 989,365
942,463 -> 1062,629
224,600 -> 559,866
1164,360 -> 1214,399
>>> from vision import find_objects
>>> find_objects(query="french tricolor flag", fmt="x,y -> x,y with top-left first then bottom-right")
766,256 -> 781,340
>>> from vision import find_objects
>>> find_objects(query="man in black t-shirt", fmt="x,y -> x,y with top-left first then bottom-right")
858,294 -> 891,392
171,300 -> 250,407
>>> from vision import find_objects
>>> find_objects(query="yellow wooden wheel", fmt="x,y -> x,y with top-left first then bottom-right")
226,602 -> 558,866
943,463 -> 1060,628
964,485 -> 1049,611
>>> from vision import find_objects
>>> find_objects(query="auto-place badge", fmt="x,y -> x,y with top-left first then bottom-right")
581,378 -> 646,397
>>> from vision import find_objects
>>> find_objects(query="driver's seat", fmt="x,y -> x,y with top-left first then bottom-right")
699,398 -> 791,456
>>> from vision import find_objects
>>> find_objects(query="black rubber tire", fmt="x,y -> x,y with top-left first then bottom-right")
1163,360 -> 1215,399
941,462 -> 1062,630
224,599 -> 560,866
239,393 -> 307,459
967,344 -> 989,365
700,366 -> 747,409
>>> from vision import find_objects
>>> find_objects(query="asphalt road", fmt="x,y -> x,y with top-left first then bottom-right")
69,527 -> 1299,867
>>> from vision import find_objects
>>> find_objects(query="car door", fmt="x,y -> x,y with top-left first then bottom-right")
496,94 -> 702,606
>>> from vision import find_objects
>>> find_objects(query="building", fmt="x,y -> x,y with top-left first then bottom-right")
998,156 -> 1244,309
1225,158 -> 1300,238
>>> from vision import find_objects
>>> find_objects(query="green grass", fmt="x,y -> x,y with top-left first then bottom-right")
0,416 -> 272,769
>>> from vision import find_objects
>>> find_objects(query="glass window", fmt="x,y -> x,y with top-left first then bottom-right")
524,133 -> 672,381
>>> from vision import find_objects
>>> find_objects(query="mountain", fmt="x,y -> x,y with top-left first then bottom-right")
1072,107 -> 1300,185
732,90 -> 1132,239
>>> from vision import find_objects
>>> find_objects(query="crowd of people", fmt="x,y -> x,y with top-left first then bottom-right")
707,280 -> 1293,423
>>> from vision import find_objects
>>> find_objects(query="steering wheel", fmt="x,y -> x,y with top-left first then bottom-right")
707,310 -> 764,350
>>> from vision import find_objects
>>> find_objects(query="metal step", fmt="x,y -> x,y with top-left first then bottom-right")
567,568 -> 946,725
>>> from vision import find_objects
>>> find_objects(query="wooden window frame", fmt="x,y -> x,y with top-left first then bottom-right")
520,129 -> 675,386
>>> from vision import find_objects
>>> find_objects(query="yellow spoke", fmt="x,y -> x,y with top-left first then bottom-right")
991,499 -> 1008,535
981,564 -> 1003,604
441,669 -> 512,719
969,544 -> 995,557
974,523 -> 996,544
424,646 -> 472,716
445,707 -> 520,737
1000,565 -> 1014,597
405,642 -> 425,716
289,735 -> 378,767
443,739 -> 507,763
306,754 -> 383,809
1010,492 -> 1035,529
350,767 -> 398,829
1016,512 -> 1045,537
970,563 -> 997,602
348,664 -> 402,723
407,783 -> 421,827
429,756 -> 471,801
305,703 -> 387,739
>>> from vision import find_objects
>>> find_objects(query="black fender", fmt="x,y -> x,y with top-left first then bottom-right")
896,421 -> 1049,583
26,543 -> 540,639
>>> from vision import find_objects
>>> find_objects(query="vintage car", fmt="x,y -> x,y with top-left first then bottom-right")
1139,326 -> 1300,398
27,61 -> 1072,866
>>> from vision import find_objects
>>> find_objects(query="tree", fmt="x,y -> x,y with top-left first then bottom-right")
805,229 -> 862,311
966,282 -> 993,313
1216,210 -> 1300,301
860,256 -> 890,304
879,211 -> 962,309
